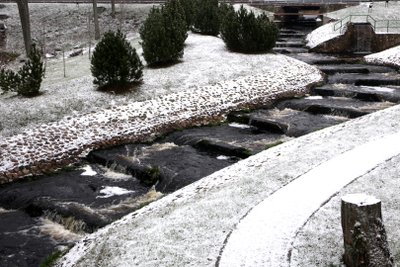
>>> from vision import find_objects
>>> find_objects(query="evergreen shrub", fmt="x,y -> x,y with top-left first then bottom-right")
192,0 -> 220,36
91,30 -> 143,89
140,0 -> 187,66
220,5 -> 278,53
0,43 -> 45,97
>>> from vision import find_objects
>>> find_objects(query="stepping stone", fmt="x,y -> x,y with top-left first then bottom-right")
313,84 -> 400,103
319,64 -> 395,75
279,33 -> 305,38
328,73 -> 400,86
89,143 -> 232,193
273,47 -> 309,54
164,124 -> 286,155
275,41 -> 304,48
248,108 -> 348,137
276,97 -> 394,118
290,54 -> 359,65
318,64 -> 370,75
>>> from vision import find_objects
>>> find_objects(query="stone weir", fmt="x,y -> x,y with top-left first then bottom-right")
0,58 -> 324,183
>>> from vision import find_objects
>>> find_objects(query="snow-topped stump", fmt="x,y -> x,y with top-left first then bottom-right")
0,58 -> 323,183
341,193 -> 394,267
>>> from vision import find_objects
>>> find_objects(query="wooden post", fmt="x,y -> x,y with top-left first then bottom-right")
341,193 -> 394,267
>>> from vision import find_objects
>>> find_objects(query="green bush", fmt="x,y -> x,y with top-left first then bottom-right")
192,0 -> 220,36
220,5 -> 278,53
0,43 -> 45,97
140,0 -> 187,66
180,0 -> 196,29
91,30 -> 143,89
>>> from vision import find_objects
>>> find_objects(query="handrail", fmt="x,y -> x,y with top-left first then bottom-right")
333,14 -> 400,34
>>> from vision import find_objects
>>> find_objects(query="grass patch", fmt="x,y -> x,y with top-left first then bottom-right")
39,249 -> 66,267
264,140 -> 284,150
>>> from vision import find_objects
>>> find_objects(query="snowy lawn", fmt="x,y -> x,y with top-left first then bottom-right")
0,32 -> 294,137
306,2 -> 400,49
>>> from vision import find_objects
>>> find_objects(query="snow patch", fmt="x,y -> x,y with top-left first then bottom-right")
305,95 -> 324,100
365,45 -> 400,68
341,193 -> 380,206
80,165 -> 97,176
217,155 -> 230,160
362,86 -> 396,93
228,122 -> 251,129
97,186 -> 135,198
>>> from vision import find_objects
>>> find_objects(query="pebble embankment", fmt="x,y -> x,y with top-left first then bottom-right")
0,58 -> 324,183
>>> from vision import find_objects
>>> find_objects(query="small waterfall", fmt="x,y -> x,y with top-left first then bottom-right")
43,211 -> 87,234
38,218 -> 83,242
99,186 -> 163,215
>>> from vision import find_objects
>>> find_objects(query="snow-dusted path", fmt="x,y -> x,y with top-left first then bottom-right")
218,131 -> 400,267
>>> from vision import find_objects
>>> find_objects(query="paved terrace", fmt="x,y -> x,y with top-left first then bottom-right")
0,57 -> 323,183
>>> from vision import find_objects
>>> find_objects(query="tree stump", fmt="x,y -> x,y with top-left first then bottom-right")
341,193 -> 394,267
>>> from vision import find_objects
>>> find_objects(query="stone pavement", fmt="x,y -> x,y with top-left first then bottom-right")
57,101 -> 400,267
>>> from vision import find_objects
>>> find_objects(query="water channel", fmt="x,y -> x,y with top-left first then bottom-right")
1,25 -> 400,266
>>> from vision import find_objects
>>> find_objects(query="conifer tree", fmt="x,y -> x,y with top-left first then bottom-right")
221,5 -> 278,53
0,43 -> 45,97
91,30 -> 143,88
140,0 -> 187,66
193,0 -> 220,36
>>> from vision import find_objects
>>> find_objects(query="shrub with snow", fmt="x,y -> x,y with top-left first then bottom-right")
0,43 -> 45,97
220,5 -> 278,53
140,0 -> 187,66
91,30 -> 143,89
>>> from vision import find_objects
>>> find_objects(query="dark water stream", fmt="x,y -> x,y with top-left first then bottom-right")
1,26 -> 400,266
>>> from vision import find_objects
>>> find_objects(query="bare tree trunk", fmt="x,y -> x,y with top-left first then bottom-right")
111,0 -> 115,18
17,0 -> 32,55
92,0 -> 100,40
341,194 -> 394,267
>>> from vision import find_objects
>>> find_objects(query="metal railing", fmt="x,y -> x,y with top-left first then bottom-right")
334,14 -> 400,34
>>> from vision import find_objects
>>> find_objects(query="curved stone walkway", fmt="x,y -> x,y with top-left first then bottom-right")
218,131 -> 400,267
0,58 -> 322,183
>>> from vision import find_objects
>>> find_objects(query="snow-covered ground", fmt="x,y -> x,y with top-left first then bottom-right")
306,1 -> 400,49
0,32 -> 292,137
56,103 -> 400,267
365,45 -> 400,68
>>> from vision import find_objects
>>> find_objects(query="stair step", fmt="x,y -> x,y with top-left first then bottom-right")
276,97 -> 394,118
248,108 -> 348,137
313,84 -> 400,103
328,73 -> 400,86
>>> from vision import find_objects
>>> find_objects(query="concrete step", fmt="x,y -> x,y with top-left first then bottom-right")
276,96 -> 394,118
290,54 -> 361,65
313,84 -> 400,103
319,64 -> 395,75
328,73 -> 400,86
273,47 -> 309,54
279,33 -> 305,38
248,108 -> 348,137
275,41 -> 304,48
164,124 -> 285,155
